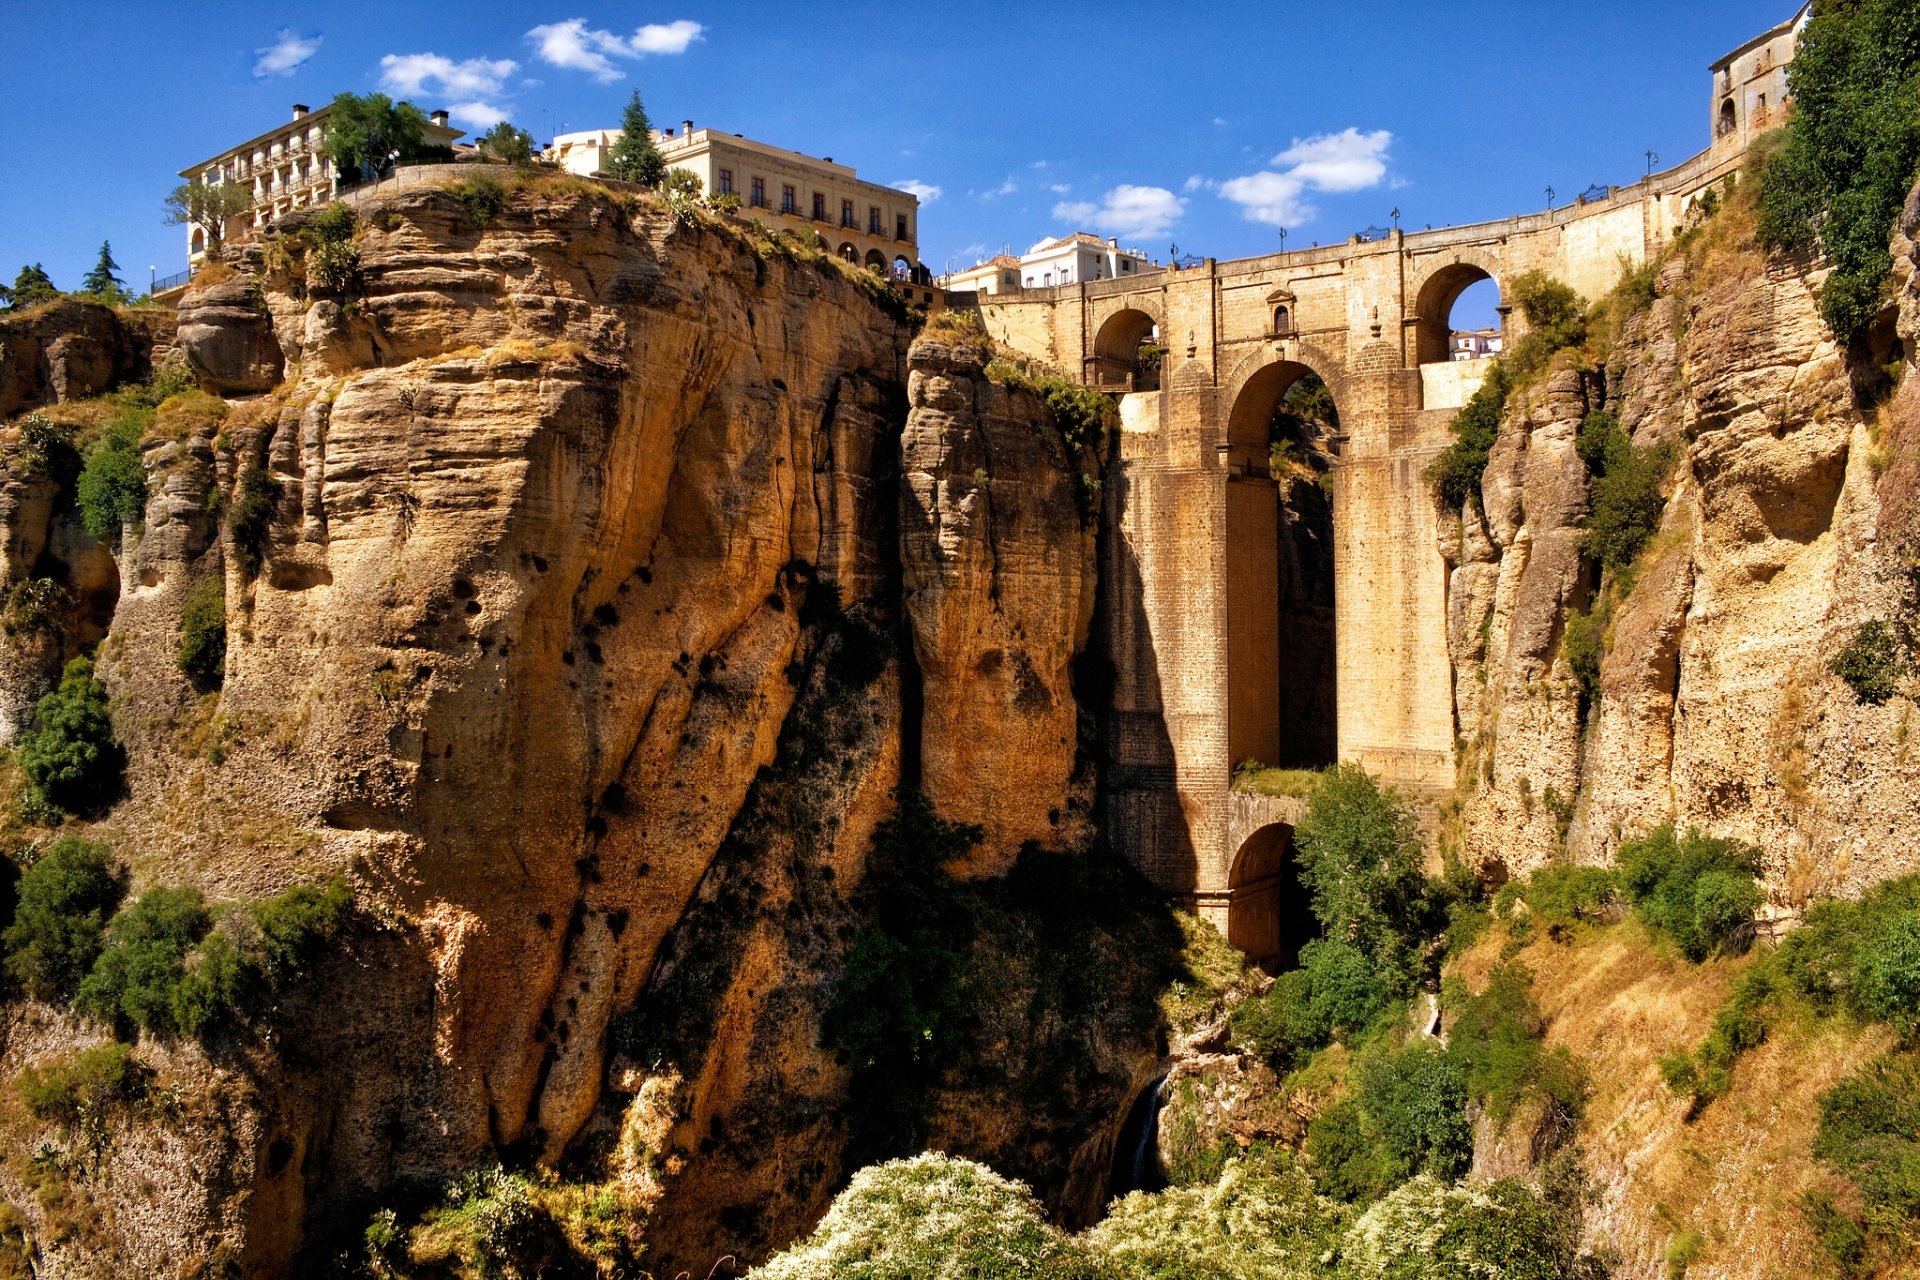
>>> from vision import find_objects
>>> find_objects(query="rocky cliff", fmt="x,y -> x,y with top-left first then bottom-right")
0,178 -> 1138,1276
1440,190 -> 1920,904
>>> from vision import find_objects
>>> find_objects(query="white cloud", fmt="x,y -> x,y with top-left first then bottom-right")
254,29 -> 321,78
982,176 -> 1018,199
1029,159 -> 1050,170
1218,127 -> 1393,226
527,17 -> 703,80
449,101 -> 511,129
379,53 -> 518,99
1182,174 -> 1211,193
895,180 -> 942,203
1048,183 -> 1071,194
630,19 -> 703,53
1051,184 -> 1185,240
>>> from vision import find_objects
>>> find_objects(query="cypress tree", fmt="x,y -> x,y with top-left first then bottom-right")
605,91 -> 666,187
9,264 -> 60,309
81,241 -> 124,300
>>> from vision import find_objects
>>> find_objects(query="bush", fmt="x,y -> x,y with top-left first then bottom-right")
2,578 -> 71,639
1579,412 -> 1673,575
1306,1097 -> 1396,1205
1754,0 -> 1920,346
73,886 -> 212,1036
755,1153 -> 1107,1280
1354,1043 -> 1473,1186
1444,962 -> 1585,1128
1428,362 -> 1509,512
1561,606 -> 1605,713
1228,940 -> 1394,1071
73,411 -> 146,543
1089,1150 -> 1348,1280
1510,866 -> 1619,939
247,876 -> 353,984
16,1041 -> 142,1131
13,411 -> 79,485
1812,1051 -> 1920,1263
450,173 -> 508,227
176,575 -> 227,687
1617,825 -> 1763,961
16,655 -> 124,817
229,464 -> 278,579
1294,764 -> 1433,990
2,836 -> 122,1002
1504,271 -> 1589,381
1339,1174 -> 1589,1280
1830,620 -> 1907,705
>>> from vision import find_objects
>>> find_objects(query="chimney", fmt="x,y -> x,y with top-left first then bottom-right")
430,110 -> 449,128
823,157 -> 832,164
682,119 -> 693,135
292,103 -> 309,120
1108,237 -> 1118,247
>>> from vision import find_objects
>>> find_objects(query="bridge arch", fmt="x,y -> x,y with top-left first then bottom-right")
1227,821 -> 1314,971
1220,351 -> 1341,776
1410,257 -> 1506,365
1090,305 -> 1163,390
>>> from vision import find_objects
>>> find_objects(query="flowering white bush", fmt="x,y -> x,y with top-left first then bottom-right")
1089,1152 -> 1347,1280
752,1152 -> 1108,1279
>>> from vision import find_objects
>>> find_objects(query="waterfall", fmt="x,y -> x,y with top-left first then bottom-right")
1108,1074 -> 1170,1201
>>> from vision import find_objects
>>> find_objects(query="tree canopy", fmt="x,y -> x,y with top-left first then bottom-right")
1756,0 -> 1920,346
322,92 -> 432,185
605,91 -> 666,187
6,263 -> 61,310
80,241 -> 125,301
162,182 -> 253,249
475,121 -> 536,166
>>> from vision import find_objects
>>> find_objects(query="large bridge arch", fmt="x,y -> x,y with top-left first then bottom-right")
1227,820 -> 1314,971
1219,344 -> 1351,468
1088,302 -> 1164,389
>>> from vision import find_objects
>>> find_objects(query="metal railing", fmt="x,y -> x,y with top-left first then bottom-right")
152,268 -> 191,293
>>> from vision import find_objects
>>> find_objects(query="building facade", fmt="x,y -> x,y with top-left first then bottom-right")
546,121 -> 924,280
179,104 -> 464,262
941,255 -> 1022,295
1449,328 -> 1503,360
940,235 -> 1155,294
1709,2 -> 1811,157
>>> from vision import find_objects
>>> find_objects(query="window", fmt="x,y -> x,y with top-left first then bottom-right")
750,176 -> 766,208
842,199 -> 855,228
812,192 -> 827,220
781,184 -> 796,214
868,205 -> 882,234
718,168 -> 734,194
896,213 -> 909,241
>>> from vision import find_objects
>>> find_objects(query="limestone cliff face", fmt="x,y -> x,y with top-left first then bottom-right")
1440,199 -> 1920,902
0,179 -> 1128,1275
0,298 -> 173,418
902,335 -> 1101,866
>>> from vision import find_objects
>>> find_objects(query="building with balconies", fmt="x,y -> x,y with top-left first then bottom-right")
178,103 -> 464,262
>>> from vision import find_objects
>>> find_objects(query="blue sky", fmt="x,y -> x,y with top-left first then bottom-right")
2,0 -> 1790,322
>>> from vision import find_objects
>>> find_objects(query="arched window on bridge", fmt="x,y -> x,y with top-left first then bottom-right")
1223,361 -> 1339,775
892,255 -> 912,282
1718,97 -> 1737,138
1413,264 -> 1504,367
1273,304 -> 1292,335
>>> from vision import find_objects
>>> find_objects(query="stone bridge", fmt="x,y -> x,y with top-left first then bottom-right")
974,145 -> 1743,956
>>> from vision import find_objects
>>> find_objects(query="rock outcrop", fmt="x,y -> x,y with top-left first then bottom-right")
1440,194 -> 1920,902
0,297 -> 173,418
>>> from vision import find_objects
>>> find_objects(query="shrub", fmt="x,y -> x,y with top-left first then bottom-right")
1504,271 -> 1589,380
1512,866 -> 1619,938
1227,940 -> 1394,1071
1089,1150 -> 1349,1280
451,173 -> 508,227
73,412 -> 146,543
1306,1096 -> 1396,1205
2,578 -> 71,639
1294,764 -> 1433,990
1561,607 -> 1604,712
1830,620 -> 1907,705
13,411 -> 79,485
247,876 -> 353,984
2,837 -> 122,1001
1617,825 -> 1763,961
16,1041 -> 142,1131
755,1153 -> 1106,1280
1579,412 -> 1673,575
1339,1174 -> 1589,1280
1444,962 -> 1585,1128
1754,0 -> 1920,346
16,655 -> 124,817
229,464 -> 278,579
176,575 -> 227,687
1812,1051 -> 1920,1263
73,886 -> 212,1036
1354,1043 -> 1473,1186
1428,362 -> 1509,512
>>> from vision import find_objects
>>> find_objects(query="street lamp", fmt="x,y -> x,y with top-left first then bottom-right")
1277,227 -> 1288,255
1545,185 -> 1556,210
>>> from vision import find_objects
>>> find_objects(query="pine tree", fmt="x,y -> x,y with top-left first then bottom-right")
605,91 -> 666,187
81,241 -> 125,300
9,264 -> 60,309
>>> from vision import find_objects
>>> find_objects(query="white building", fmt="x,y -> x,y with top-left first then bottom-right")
1709,2 -> 1812,157
1450,328 -> 1504,360
1018,233 -> 1153,288
941,255 -> 1022,296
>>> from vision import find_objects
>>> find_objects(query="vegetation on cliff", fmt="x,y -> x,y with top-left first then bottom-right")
1755,0 -> 1920,345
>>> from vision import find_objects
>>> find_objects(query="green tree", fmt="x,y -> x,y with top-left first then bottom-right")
475,121 -> 536,165
2,836 -> 123,1002
74,886 -> 212,1036
322,91 -> 431,185
1755,0 -> 1920,346
74,411 -> 146,544
162,181 -> 253,252
605,91 -> 666,187
16,656 -> 125,817
1294,763 -> 1432,987
79,241 -> 125,301
8,263 -> 61,309
1618,825 -> 1763,962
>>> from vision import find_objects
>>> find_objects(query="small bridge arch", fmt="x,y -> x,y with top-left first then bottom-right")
1225,792 -> 1314,970
1089,304 -> 1163,389
1408,254 -> 1508,365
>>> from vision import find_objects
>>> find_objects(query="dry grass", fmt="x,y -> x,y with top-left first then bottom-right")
1455,918 -> 1891,1280
1231,766 -> 1322,799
